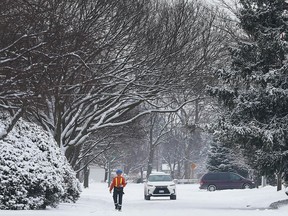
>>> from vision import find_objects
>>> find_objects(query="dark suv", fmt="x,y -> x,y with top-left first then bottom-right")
199,172 -> 255,191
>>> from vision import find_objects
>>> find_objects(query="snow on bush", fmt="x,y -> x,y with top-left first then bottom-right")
0,114 -> 81,210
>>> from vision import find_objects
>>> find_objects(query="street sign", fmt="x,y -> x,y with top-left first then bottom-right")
191,163 -> 196,170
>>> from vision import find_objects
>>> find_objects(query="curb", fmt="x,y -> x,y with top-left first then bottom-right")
269,199 -> 288,209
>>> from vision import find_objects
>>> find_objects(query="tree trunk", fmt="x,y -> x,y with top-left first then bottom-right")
177,161 -> 181,179
147,116 -> 155,178
184,137 -> 192,179
54,96 -> 63,148
147,147 -> 154,178
184,159 -> 191,179
277,173 -> 282,191
83,166 -> 90,188
104,167 -> 108,183
140,167 -> 144,183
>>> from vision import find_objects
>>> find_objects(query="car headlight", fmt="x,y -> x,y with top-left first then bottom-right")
147,184 -> 154,187
170,184 -> 176,187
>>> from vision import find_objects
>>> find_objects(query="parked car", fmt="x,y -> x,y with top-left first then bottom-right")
144,172 -> 176,200
199,172 -> 255,191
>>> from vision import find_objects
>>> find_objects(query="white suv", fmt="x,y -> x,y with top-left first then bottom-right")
144,172 -> 176,200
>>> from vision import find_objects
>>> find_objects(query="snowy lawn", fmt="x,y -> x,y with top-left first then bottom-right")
2,182 -> 288,216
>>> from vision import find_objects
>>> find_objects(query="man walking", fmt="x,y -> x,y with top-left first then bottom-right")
109,169 -> 127,211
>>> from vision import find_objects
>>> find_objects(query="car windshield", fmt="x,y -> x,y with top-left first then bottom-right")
148,175 -> 172,182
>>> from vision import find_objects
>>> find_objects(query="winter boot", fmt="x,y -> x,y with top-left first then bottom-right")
118,204 -> 122,211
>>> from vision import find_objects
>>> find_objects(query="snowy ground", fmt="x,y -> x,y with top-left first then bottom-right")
2,182 -> 288,216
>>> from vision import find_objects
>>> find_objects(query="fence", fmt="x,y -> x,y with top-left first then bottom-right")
175,179 -> 199,184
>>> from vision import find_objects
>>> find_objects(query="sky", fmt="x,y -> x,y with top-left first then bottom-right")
1,182 -> 288,216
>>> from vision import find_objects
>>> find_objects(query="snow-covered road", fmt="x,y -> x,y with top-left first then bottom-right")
2,182 -> 288,216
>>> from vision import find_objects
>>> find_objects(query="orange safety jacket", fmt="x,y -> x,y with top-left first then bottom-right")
109,176 -> 127,191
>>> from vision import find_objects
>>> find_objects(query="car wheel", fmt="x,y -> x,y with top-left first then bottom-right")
207,185 -> 216,192
243,183 -> 251,189
170,195 -> 176,200
144,195 -> 150,200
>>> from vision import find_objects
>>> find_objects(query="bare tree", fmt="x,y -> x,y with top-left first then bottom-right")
0,0 -> 231,175
145,113 -> 173,177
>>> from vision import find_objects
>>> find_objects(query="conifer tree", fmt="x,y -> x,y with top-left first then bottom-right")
206,142 -> 250,178
207,142 -> 233,172
209,0 -> 288,190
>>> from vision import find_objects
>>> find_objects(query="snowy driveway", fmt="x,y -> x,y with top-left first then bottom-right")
1,182 -> 288,216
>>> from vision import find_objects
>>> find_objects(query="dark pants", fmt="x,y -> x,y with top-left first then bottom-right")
113,187 -> 124,209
